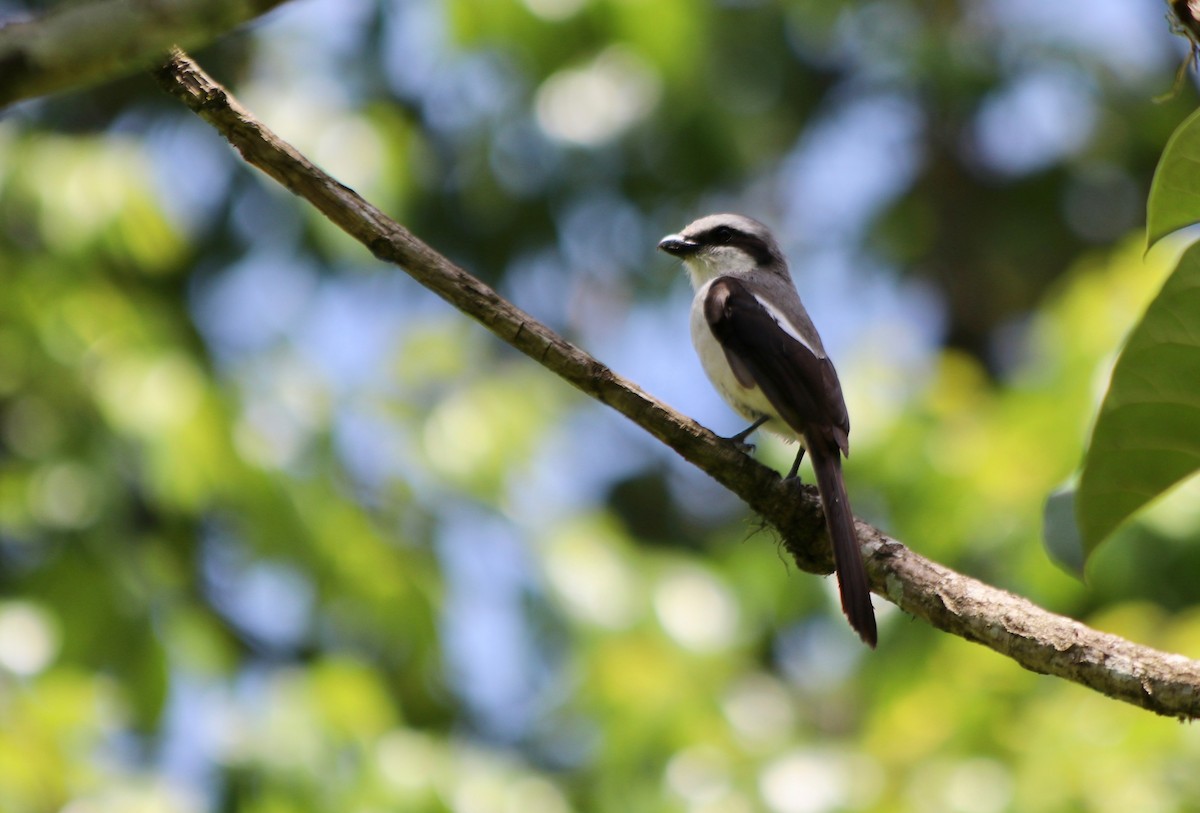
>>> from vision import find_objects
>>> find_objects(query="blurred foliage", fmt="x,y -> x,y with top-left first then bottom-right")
3,1 -> 1200,813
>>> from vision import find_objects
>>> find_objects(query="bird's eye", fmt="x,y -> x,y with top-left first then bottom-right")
711,226 -> 734,244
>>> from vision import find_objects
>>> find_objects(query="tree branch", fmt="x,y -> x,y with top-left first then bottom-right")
153,48 -> 1200,719
0,0 -> 292,108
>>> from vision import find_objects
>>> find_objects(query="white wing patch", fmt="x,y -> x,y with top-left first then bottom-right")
752,293 -> 821,358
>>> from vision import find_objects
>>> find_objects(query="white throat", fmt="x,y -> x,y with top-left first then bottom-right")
680,246 -> 760,290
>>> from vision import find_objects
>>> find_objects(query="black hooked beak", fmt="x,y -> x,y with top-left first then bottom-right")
658,234 -> 700,256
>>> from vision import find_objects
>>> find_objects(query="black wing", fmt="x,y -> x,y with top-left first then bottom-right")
704,276 -> 850,456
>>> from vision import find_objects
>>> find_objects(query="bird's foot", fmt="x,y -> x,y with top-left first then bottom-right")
728,416 -> 769,454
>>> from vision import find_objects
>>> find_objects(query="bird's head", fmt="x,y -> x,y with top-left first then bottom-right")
658,213 -> 786,288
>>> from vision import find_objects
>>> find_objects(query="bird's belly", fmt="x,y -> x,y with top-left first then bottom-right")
689,296 -> 799,441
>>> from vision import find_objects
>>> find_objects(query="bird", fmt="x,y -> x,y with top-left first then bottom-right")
659,213 -> 877,647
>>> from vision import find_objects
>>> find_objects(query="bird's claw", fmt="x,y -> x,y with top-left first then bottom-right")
727,415 -> 769,454
732,440 -> 756,455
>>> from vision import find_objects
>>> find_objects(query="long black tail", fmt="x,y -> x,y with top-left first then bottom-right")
808,446 -> 877,647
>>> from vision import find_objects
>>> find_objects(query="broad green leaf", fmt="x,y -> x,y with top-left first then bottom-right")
1147,106 -> 1200,250
1076,241 -> 1200,557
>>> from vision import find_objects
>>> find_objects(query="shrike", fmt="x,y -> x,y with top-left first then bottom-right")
659,213 -> 877,647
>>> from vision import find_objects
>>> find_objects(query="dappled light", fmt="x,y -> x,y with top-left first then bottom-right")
3,0 -> 1200,811
535,46 -> 662,147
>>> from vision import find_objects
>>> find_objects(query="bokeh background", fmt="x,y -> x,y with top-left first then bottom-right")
3,0 -> 1200,811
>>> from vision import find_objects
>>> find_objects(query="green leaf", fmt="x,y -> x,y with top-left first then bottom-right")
1042,485 -> 1085,578
1076,241 -> 1200,557
1147,106 -> 1200,250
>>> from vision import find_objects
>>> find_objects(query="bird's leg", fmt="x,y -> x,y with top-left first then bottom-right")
786,447 -> 806,481
727,415 -> 769,452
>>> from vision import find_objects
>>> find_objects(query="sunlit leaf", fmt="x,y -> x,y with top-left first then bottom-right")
1076,242 -> 1200,557
1147,105 -> 1200,250
311,657 -> 397,739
